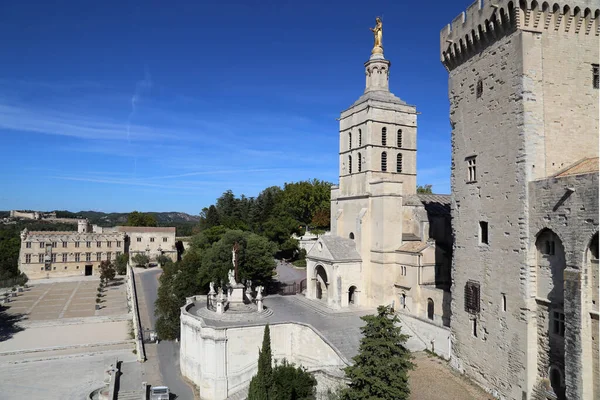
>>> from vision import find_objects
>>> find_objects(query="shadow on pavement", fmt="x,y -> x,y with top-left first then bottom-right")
0,304 -> 26,342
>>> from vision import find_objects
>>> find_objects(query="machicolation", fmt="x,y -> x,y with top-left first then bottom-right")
440,0 -> 600,70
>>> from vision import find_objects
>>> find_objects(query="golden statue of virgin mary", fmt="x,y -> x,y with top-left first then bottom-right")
370,17 -> 383,54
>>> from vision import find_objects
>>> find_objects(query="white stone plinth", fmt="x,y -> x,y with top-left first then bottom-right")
229,285 -> 244,303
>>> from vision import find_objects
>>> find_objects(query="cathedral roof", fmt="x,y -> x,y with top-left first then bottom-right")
404,194 -> 451,217
307,235 -> 361,262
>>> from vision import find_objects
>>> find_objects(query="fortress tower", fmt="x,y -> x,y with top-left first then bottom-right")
441,1 -> 599,399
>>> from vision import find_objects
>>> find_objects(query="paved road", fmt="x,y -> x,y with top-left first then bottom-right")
137,268 -> 195,400
275,260 -> 306,284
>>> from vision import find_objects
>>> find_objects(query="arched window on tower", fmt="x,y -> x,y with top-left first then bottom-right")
358,129 -> 362,146
397,153 -> 403,173
349,132 -> 352,150
381,152 -> 387,172
348,155 -> 352,174
357,152 -> 362,172
382,127 -> 387,146
397,129 -> 402,147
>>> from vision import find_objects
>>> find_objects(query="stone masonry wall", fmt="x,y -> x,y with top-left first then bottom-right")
528,172 -> 599,400
448,30 -> 529,400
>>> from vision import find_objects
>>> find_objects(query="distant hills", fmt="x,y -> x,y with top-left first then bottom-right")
53,210 -> 200,226
2,210 -> 199,227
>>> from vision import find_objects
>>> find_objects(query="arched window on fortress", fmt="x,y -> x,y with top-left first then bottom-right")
381,152 -> 387,172
349,132 -> 352,150
348,155 -> 352,174
397,154 -> 403,173
382,127 -> 387,145
397,129 -> 402,147
358,129 -> 362,146
357,152 -> 362,172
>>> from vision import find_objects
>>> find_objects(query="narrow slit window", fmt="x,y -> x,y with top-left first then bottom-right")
349,132 -> 352,150
358,129 -> 362,146
397,129 -> 402,147
396,153 -> 403,173
357,152 -> 362,172
479,221 -> 488,245
382,127 -> 387,146
593,64 -> 599,89
348,155 -> 352,174
501,293 -> 506,312
476,79 -> 483,98
381,152 -> 387,172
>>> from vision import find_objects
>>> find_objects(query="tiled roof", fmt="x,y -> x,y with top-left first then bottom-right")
404,193 -> 451,216
319,235 -> 362,261
397,241 -> 431,253
116,226 -> 176,233
27,231 -> 76,235
554,157 -> 599,178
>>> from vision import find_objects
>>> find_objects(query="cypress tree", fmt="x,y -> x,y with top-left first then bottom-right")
248,324 -> 273,399
342,305 -> 415,400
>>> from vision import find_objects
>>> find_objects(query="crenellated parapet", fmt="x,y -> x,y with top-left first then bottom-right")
440,0 -> 600,70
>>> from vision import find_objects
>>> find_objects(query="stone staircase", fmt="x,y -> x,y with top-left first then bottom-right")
286,294 -> 372,316
117,390 -> 143,400
227,388 -> 248,400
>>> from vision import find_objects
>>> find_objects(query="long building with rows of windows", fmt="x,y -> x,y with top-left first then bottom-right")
18,219 -> 177,279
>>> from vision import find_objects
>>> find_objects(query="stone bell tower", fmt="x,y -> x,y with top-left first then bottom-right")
329,17 -> 418,306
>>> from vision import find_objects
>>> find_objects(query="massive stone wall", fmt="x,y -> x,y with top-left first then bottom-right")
528,172 -> 599,400
442,1 -> 599,398
446,28 -> 529,400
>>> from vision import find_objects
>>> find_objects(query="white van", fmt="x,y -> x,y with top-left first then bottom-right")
150,385 -> 170,400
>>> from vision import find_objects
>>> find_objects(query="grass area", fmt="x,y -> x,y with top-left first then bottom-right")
292,259 -> 307,268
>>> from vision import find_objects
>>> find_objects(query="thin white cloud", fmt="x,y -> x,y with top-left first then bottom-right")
0,104 -> 173,141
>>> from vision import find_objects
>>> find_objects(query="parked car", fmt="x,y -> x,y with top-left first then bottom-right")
150,385 -> 169,400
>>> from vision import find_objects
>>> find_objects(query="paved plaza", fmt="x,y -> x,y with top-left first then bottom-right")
4,276 -> 128,322
0,275 -> 139,400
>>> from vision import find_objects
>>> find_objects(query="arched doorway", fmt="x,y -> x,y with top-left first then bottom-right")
427,298 -> 434,320
348,286 -> 357,305
315,265 -> 328,301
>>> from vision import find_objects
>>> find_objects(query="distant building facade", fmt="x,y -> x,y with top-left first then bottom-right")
441,1 -> 599,399
18,220 -> 177,279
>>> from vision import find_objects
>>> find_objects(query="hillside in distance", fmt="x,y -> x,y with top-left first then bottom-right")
53,210 -> 200,227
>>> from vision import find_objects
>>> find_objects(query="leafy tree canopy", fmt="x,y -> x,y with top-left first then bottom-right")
126,211 -> 157,227
416,184 -> 433,194
342,306 -> 415,400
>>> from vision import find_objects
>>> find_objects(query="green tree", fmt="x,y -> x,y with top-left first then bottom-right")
131,253 -> 150,268
342,306 -> 415,400
156,255 -> 173,266
115,253 -> 129,275
200,230 -> 277,287
0,230 -> 20,281
98,260 -> 116,281
280,179 -> 331,226
126,211 -> 157,227
416,184 -> 433,194
270,359 -> 317,400
155,251 -> 204,340
248,324 -> 273,400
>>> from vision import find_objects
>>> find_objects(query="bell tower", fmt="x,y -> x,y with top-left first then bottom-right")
331,17 -> 418,261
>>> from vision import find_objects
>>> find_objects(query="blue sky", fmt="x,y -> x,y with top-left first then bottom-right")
0,0 -> 470,215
